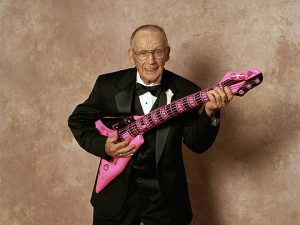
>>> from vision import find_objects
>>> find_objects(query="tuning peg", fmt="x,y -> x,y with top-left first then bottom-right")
238,90 -> 245,95
246,84 -> 252,89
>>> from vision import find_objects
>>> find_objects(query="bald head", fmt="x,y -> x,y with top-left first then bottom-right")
130,24 -> 169,48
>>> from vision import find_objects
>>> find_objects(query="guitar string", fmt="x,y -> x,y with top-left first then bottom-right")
118,77 -> 259,139
121,90 -> 207,137
121,92 -> 204,138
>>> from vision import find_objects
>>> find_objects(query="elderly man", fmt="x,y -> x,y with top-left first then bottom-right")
68,24 -> 232,225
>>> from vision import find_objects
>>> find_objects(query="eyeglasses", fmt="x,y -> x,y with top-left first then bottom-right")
132,48 -> 167,61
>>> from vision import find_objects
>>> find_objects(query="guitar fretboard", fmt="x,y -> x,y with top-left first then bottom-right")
117,82 -> 227,141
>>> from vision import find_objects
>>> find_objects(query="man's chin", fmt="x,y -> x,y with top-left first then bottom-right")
143,74 -> 160,84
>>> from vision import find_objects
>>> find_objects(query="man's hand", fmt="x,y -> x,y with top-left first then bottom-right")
105,133 -> 136,158
205,86 -> 233,117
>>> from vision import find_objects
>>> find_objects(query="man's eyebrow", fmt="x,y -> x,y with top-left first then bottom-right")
135,46 -> 165,50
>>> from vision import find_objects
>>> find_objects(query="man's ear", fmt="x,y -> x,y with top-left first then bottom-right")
128,49 -> 135,65
165,46 -> 171,62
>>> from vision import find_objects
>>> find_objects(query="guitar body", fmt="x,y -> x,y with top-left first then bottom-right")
95,118 -> 144,193
94,68 -> 263,193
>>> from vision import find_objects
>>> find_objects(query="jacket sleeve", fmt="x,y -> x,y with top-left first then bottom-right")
68,76 -> 111,159
182,108 -> 220,153
177,77 -> 220,153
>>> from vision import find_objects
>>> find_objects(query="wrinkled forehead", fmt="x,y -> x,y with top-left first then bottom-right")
131,29 -> 168,48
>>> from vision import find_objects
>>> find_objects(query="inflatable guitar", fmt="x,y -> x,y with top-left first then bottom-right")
94,68 -> 263,193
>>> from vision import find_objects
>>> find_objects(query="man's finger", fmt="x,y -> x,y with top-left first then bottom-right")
112,139 -> 130,151
224,86 -> 233,101
207,91 -> 216,103
209,90 -> 222,107
108,133 -> 118,143
116,144 -> 136,157
215,87 -> 227,103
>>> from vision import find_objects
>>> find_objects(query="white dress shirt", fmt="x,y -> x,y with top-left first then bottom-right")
136,72 -> 162,114
136,72 -> 219,126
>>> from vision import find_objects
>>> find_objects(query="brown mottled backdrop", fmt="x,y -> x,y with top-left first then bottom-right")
1,0 -> 299,225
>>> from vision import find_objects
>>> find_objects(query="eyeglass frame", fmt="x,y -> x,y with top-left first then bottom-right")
131,47 -> 169,61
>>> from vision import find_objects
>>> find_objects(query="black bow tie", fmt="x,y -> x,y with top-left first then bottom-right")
135,83 -> 161,97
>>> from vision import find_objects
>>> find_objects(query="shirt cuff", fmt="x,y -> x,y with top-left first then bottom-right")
204,110 -> 220,127
209,115 -> 220,126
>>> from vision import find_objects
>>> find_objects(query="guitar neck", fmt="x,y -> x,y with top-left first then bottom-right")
118,83 -> 222,140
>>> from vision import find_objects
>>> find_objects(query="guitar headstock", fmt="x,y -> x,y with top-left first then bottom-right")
220,68 -> 263,96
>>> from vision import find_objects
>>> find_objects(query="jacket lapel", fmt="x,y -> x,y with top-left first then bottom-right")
115,69 -> 175,165
114,69 -> 136,114
155,71 -> 175,165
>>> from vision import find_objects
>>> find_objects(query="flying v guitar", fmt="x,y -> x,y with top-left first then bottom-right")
94,68 -> 263,193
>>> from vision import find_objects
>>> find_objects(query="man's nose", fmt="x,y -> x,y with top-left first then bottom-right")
147,51 -> 156,63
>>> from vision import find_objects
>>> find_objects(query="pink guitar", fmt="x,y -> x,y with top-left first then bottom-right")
95,68 -> 263,193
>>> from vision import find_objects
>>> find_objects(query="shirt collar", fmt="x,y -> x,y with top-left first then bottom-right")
136,71 -> 162,87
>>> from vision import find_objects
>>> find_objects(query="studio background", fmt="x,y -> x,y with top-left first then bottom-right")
1,0 -> 299,224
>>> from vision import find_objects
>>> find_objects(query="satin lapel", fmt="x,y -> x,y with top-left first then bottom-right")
155,72 -> 173,166
114,69 -> 136,115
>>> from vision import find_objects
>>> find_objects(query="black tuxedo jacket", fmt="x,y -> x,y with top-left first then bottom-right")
68,68 -> 219,224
